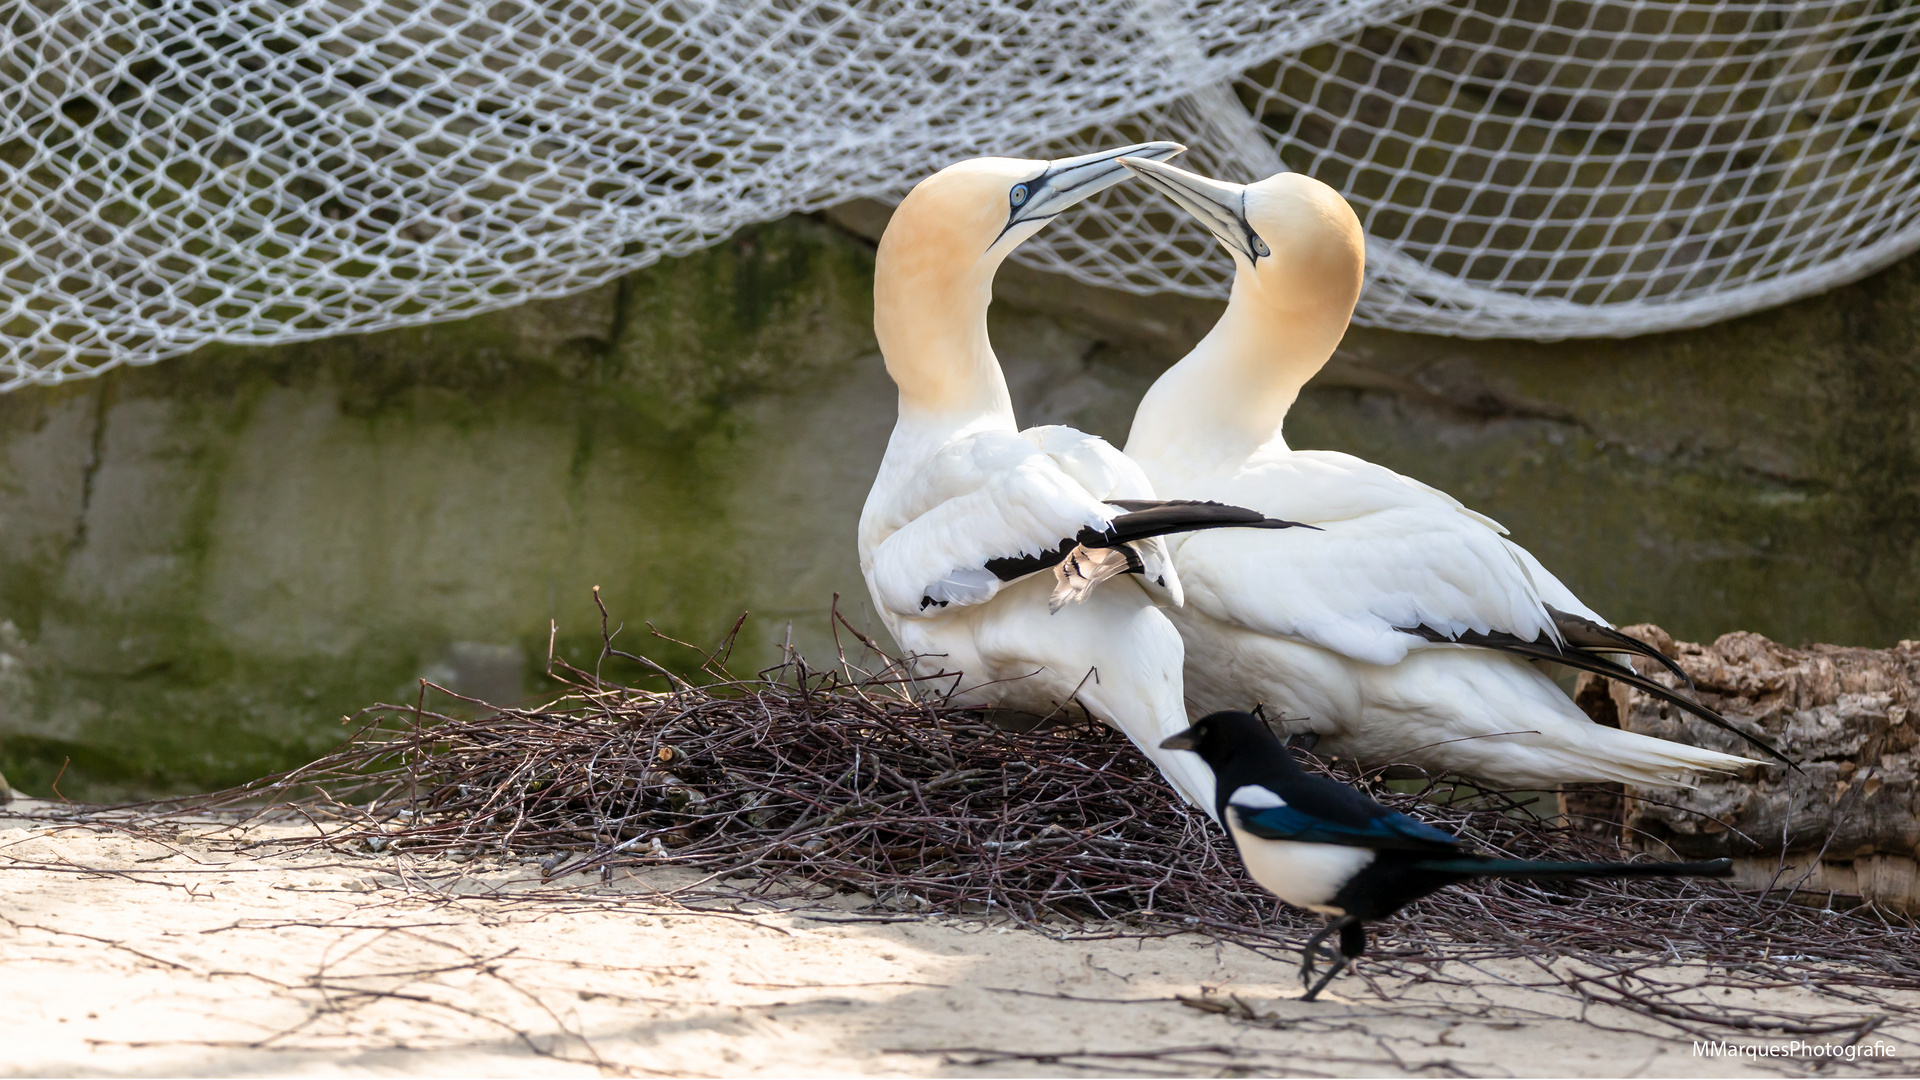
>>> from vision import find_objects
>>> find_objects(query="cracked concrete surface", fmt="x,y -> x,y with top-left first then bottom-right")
4,802 -> 1912,1077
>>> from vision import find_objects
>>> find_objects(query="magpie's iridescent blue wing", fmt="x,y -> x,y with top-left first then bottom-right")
1232,804 -> 1461,853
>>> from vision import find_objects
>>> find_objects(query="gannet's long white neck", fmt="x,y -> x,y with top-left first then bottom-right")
1126,267 -> 1346,486
1116,163 -> 1365,489
869,143 -> 1189,452
873,228 -> 1014,438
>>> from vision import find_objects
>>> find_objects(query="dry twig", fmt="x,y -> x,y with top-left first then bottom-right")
154,604 -> 1920,1052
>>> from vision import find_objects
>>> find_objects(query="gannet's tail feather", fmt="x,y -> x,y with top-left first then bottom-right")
1396,709 -> 1763,789
1134,734 -> 1218,820
1603,726 -> 1763,783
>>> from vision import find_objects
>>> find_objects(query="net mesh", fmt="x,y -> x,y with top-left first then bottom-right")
7,0 -> 1920,390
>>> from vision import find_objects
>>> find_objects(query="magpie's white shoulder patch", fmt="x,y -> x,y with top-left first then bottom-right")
1227,784 -> 1287,810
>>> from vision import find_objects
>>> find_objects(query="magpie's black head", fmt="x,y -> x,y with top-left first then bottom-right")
1160,710 -> 1289,771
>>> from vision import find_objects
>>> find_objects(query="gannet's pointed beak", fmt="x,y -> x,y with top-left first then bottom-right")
1006,141 -> 1186,231
1159,726 -> 1200,751
1119,157 -> 1268,264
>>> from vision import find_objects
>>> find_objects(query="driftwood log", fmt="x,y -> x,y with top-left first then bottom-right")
1571,627 -> 1920,912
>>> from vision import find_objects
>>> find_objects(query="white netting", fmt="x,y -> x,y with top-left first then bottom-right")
6,1 -> 1920,390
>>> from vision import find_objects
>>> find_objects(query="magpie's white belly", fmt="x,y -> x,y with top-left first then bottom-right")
1227,813 -> 1375,914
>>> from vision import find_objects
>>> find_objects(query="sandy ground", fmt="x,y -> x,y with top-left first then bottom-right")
2,799 -> 1914,1078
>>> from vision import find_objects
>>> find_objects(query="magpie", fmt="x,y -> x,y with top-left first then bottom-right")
1160,710 -> 1733,1001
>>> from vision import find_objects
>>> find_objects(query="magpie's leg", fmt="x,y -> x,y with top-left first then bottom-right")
1306,920 -> 1369,1002
1298,919 -> 1335,986
1301,952 -> 1348,1002
1302,920 -> 1367,1003
1298,916 -> 1351,990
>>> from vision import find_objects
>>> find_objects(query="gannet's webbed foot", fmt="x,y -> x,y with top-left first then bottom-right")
1283,731 -> 1320,754
1048,544 -> 1139,612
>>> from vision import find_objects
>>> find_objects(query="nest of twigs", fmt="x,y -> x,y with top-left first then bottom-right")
195,602 -> 1920,1045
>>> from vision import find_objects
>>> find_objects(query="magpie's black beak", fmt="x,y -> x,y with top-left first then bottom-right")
1159,726 -> 1200,751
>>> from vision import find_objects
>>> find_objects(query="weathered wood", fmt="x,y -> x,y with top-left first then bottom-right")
1579,627 -> 1920,911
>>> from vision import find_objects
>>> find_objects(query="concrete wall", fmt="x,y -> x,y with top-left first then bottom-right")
2,211 -> 1916,798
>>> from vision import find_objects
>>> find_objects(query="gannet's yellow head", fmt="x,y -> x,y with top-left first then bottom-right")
881,142 -> 1186,289
875,141 -> 1184,408
1119,157 -> 1364,332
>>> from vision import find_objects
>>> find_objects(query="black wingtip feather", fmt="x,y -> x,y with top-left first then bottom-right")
1398,624 -> 1798,770
1546,606 -> 1696,689
1092,499 -> 1317,546
981,501 -> 1311,585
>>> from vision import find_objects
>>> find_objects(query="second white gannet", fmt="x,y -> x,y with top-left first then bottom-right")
1112,156 -> 1786,787
858,144 -> 1307,814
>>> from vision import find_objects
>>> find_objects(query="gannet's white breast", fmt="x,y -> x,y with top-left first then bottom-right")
856,419 -> 1215,812
859,424 -> 1178,620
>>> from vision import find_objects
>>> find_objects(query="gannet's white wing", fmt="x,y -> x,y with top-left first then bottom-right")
1172,450 -> 1568,666
1021,424 -> 1155,500
865,431 -> 1132,618
1021,425 -> 1182,605
1501,537 -> 1606,624
1176,452 -> 1789,765
1374,465 -> 1604,626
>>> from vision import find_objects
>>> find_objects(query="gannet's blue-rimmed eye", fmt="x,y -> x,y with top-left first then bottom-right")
1251,235 -> 1271,258
1010,184 -> 1030,208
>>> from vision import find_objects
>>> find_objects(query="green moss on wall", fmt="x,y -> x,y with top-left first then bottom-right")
0,217 -> 887,800
4,206 -> 1918,800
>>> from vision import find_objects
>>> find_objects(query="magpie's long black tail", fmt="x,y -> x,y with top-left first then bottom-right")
1092,499 -> 1314,546
1419,857 -> 1734,880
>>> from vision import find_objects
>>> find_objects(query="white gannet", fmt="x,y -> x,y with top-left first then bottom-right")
1111,156 -> 1787,787
858,143 -> 1308,815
